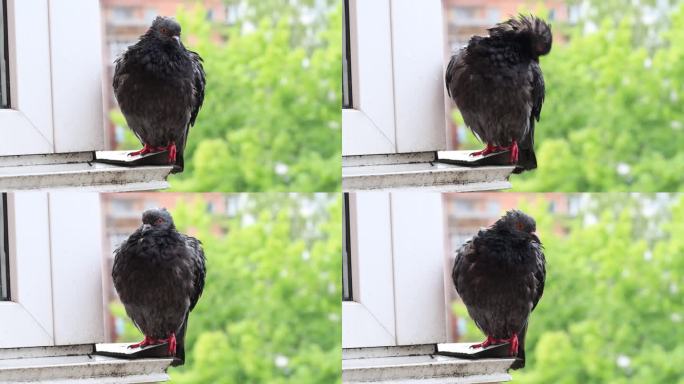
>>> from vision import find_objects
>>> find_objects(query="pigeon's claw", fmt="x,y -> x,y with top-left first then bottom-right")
128,144 -> 155,157
470,144 -> 505,157
508,333 -> 519,356
167,333 -> 177,355
470,335 -> 496,349
509,141 -> 519,164
167,142 -> 177,164
128,336 -> 156,349
128,144 -> 168,157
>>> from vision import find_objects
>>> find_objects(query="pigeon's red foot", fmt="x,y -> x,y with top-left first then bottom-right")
128,144 -> 166,157
166,142 -> 177,164
499,141 -> 519,164
509,333 -> 519,356
470,335 -> 497,349
168,333 -> 177,355
128,336 -> 158,349
470,144 -> 505,157
154,333 -> 177,355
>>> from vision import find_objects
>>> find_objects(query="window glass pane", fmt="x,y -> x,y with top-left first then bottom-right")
1,0 -> 10,109
1,194 -> 9,301
342,0 -> 352,108
342,193 -> 353,301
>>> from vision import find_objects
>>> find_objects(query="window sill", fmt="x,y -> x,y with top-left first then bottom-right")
0,345 -> 172,383
0,151 -> 172,191
342,152 -> 514,192
342,344 -> 514,384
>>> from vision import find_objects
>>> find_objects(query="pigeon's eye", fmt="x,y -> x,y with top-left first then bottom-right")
515,222 -> 525,230
154,218 -> 164,225
160,27 -> 168,34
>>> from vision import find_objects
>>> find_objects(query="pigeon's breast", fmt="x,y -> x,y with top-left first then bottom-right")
116,70 -> 195,146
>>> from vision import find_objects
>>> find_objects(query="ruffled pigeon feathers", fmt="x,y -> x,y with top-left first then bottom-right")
112,208 -> 206,367
445,15 -> 551,173
113,16 -> 206,174
452,210 -> 546,370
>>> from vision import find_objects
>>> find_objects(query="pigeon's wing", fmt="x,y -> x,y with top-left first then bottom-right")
530,61 -> 545,123
452,235 -> 478,297
185,235 -> 206,312
112,55 -> 129,98
188,51 -> 206,128
530,239 -> 546,311
445,48 -> 466,99
111,229 -> 146,333
111,228 -> 141,282
173,51 -> 205,173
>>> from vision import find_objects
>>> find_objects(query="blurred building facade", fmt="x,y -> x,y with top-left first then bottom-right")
443,193 -> 578,341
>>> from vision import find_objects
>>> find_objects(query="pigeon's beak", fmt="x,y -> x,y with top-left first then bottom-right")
172,35 -> 180,46
142,224 -> 152,233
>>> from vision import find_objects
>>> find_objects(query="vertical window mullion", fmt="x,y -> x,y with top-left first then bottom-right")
342,0 -> 353,108
0,0 -> 10,108
0,193 -> 9,301
342,193 -> 353,301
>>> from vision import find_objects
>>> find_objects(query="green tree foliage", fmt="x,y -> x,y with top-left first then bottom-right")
511,3 -> 684,191
453,194 -> 684,382
114,3 -> 341,192
111,194 -> 341,383
220,0 -> 336,48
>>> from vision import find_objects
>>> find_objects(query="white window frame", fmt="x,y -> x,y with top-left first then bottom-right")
0,192 -> 104,348
342,0 -> 446,156
342,193 -> 447,348
0,0 -> 104,157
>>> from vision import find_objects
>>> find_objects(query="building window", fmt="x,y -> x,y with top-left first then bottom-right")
0,0 -> 10,109
144,8 -> 157,24
342,193 -> 353,301
342,0 -> 352,108
0,193 -> 9,301
112,6 -> 134,23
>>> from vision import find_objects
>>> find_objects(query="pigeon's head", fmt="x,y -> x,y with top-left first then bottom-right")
494,210 -> 536,235
489,15 -> 552,60
148,16 -> 182,47
141,208 -> 175,233
525,16 -> 553,58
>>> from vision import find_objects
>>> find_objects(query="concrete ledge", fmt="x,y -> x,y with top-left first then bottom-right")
342,344 -> 514,384
0,354 -> 172,383
342,151 -> 514,191
343,345 -> 436,360
343,162 -> 514,192
0,161 -> 171,191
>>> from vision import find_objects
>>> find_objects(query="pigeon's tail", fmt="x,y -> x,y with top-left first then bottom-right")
514,148 -> 537,174
513,125 -> 537,174
171,151 -> 184,174
170,139 -> 186,174
510,323 -> 529,370
170,314 -> 189,367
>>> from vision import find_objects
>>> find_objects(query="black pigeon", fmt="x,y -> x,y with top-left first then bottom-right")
452,210 -> 545,370
113,16 -> 206,173
112,208 -> 206,367
445,15 -> 551,173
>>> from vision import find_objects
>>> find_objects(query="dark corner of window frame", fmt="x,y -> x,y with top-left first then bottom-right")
1,193 -> 9,301
1,0 -> 10,109
342,193 -> 353,301
342,0 -> 353,109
